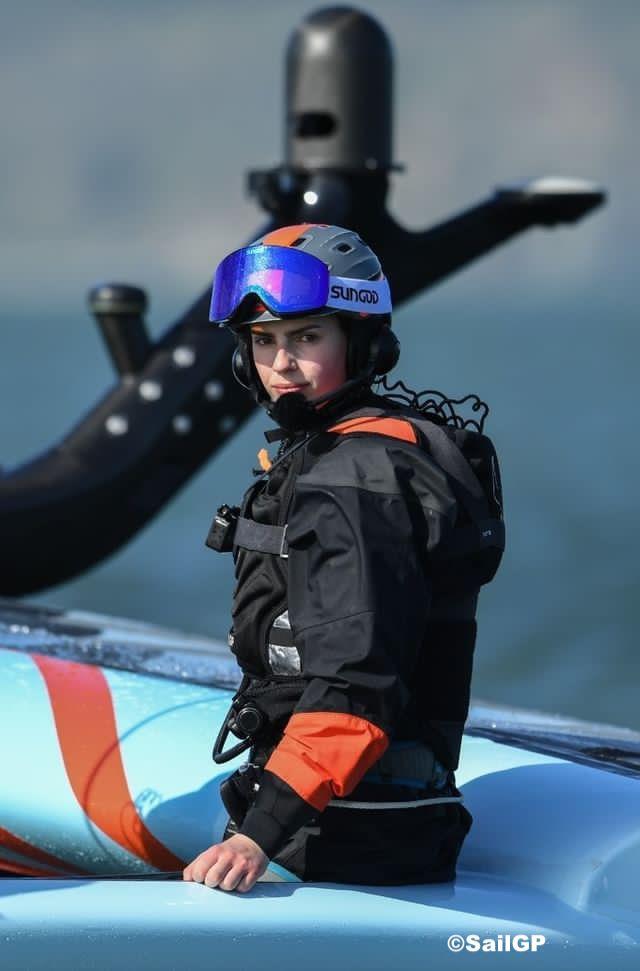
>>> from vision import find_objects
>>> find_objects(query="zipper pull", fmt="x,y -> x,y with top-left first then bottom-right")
257,447 -> 273,472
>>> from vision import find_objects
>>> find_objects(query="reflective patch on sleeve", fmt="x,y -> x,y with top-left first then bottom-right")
268,643 -> 302,676
268,610 -> 301,675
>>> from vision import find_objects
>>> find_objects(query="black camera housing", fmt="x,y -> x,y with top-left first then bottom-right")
205,504 -> 240,553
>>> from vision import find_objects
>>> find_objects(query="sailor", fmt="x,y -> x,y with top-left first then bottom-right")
183,224 -> 504,891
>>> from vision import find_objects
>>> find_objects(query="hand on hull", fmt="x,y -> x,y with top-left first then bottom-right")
183,834 -> 269,893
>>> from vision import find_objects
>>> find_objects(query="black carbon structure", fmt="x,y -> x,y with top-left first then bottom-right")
0,7 -> 605,595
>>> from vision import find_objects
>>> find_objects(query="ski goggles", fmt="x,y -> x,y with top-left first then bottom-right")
209,244 -> 392,325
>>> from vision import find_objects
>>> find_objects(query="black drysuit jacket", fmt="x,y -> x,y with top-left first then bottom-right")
220,396 -> 477,883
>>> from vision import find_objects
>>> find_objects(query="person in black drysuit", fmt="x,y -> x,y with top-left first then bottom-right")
183,223 -> 504,892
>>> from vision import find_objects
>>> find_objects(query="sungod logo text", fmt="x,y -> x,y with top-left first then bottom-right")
330,284 -> 379,305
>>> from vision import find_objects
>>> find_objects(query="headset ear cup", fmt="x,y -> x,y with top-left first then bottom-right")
232,336 -> 271,405
371,327 -> 400,376
231,344 -> 251,390
344,318 -> 399,378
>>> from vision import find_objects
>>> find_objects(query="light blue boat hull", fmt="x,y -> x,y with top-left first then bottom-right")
1,603 -> 639,968
1,872 -> 637,971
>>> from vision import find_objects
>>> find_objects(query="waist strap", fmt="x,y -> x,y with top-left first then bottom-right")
339,742 -> 460,809
328,795 -> 463,809
364,742 -> 443,787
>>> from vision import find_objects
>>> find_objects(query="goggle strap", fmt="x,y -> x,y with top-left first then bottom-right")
326,275 -> 392,315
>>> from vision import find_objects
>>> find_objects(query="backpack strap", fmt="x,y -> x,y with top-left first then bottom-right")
409,417 -> 487,518
411,416 -> 504,554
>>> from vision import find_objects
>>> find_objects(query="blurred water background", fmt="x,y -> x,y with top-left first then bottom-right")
1,1 -> 638,729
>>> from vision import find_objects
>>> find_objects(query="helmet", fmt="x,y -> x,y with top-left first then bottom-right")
210,223 -> 400,410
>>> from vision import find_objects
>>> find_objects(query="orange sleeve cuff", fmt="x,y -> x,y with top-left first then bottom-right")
264,710 -> 389,812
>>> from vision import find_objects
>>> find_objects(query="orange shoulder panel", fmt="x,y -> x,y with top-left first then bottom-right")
328,415 -> 418,444
265,710 -> 389,812
261,224 -> 317,247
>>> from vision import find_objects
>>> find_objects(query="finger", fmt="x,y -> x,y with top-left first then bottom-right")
236,869 -> 259,893
204,855 -> 234,889
183,856 -> 206,882
219,863 -> 249,893
191,849 -> 221,884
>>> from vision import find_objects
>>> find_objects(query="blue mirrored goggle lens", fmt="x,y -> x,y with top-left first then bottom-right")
210,246 -> 330,322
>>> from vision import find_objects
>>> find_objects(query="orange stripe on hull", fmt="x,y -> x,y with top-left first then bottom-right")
0,825 -> 87,875
329,416 -> 418,444
0,855 -> 67,877
265,711 -> 388,812
33,655 -> 184,871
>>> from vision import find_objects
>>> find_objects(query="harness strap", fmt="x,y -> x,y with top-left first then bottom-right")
234,517 -> 288,557
410,416 -> 490,526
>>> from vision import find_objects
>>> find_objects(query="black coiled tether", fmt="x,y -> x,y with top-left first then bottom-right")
212,701 -> 265,764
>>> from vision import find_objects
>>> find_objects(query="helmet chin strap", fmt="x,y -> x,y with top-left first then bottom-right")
266,375 -> 372,432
